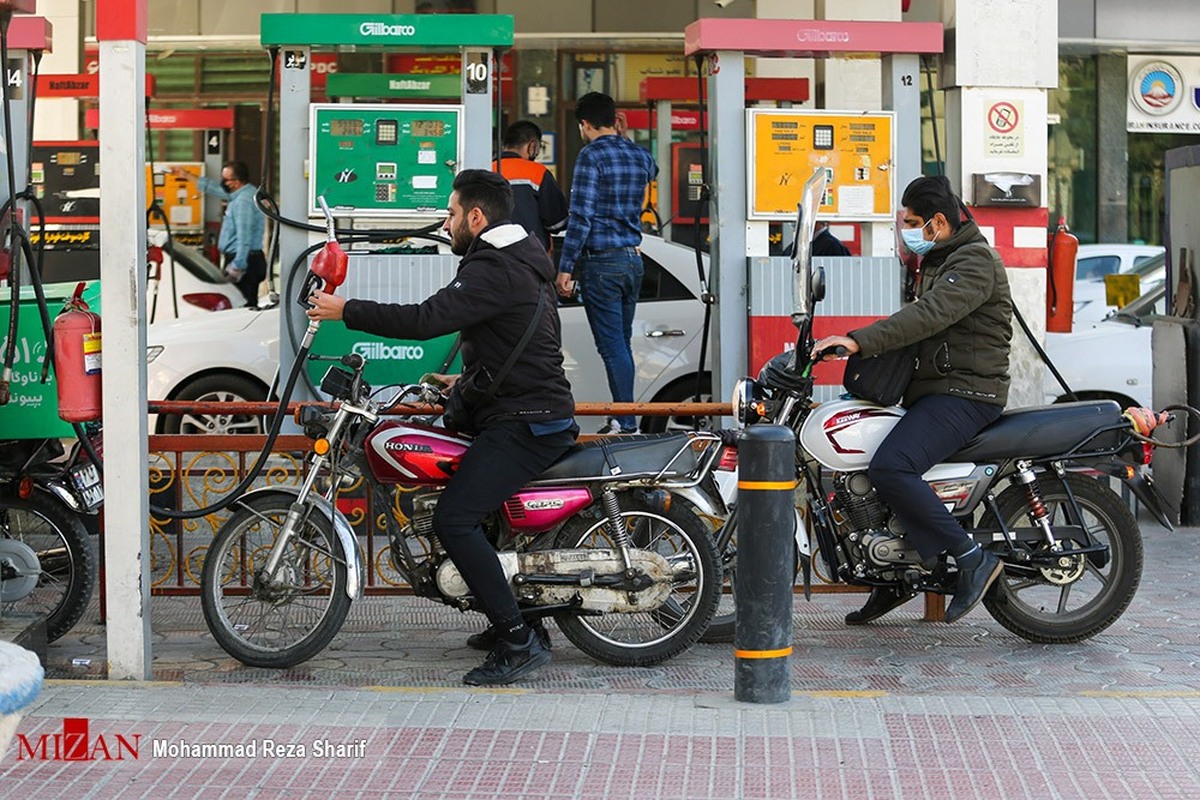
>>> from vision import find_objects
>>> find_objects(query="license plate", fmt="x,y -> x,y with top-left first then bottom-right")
70,463 -> 104,511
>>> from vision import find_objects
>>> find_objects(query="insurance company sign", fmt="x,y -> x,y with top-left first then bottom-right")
1127,55 -> 1200,133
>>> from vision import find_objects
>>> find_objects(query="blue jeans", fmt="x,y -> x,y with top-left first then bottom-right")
578,248 -> 643,432
868,393 -> 1004,561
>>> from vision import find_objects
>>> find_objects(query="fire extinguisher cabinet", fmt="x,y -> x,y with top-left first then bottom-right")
0,281 -> 101,439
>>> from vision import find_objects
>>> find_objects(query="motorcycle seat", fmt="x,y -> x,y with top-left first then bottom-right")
951,400 -> 1125,462
534,433 -> 699,482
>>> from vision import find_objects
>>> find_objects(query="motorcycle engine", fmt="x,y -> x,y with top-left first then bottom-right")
830,472 -> 924,573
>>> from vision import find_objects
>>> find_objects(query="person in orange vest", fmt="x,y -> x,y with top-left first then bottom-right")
493,121 -> 568,253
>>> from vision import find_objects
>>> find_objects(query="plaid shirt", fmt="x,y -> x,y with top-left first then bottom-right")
558,134 -> 657,275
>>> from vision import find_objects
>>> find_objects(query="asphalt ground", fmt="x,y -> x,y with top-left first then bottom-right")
1,513 -> 1197,799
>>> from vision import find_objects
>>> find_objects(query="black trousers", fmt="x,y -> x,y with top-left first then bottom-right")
868,393 -> 1003,560
431,419 -> 577,630
224,250 -> 267,306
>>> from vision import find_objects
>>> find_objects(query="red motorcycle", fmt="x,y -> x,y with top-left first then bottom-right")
200,354 -> 723,669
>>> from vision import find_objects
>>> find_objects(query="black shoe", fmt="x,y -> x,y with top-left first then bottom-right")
462,630 -> 551,687
944,550 -> 1003,623
845,586 -> 918,626
466,620 -> 552,652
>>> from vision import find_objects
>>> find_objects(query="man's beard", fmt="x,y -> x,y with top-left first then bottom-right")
450,217 -> 473,256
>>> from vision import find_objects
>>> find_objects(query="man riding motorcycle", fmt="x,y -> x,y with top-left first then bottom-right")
812,174 -> 1013,626
306,169 -> 577,686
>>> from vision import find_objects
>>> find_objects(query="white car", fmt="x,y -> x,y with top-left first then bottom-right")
147,235 -> 712,434
1043,279 -> 1165,409
1071,244 -> 1164,329
145,230 -> 245,323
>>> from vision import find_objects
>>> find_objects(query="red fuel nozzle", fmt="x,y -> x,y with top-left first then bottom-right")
310,239 -> 347,293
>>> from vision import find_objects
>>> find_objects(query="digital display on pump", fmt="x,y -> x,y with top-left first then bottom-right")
329,118 -> 364,137
309,103 -> 464,217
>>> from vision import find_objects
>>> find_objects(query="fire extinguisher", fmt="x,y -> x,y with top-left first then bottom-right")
52,282 -> 102,423
1046,216 -> 1079,333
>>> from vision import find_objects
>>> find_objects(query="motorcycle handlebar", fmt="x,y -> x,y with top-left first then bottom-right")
812,345 -> 849,362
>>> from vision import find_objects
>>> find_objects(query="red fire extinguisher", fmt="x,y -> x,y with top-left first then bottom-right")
52,282 -> 102,422
1046,217 -> 1079,333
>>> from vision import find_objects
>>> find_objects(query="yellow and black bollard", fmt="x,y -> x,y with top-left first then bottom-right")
733,425 -> 796,704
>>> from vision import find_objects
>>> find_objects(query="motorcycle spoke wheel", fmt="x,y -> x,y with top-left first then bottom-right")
553,496 -> 720,667
981,473 -> 1142,644
0,493 -> 95,642
201,495 -> 351,668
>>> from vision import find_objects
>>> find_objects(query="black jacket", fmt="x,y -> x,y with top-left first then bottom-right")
850,221 -> 1012,406
342,222 -> 575,429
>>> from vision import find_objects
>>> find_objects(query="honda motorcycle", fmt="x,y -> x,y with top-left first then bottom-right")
0,432 -> 100,640
199,354 -> 722,669
689,272 -> 1180,645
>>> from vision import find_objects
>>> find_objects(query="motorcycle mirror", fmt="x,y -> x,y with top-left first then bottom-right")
812,267 -> 826,303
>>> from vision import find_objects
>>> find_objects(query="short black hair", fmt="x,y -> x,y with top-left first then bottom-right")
574,92 -> 616,129
901,175 -> 963,231
223,160 -> 251,183
452,169 -> 513,224
503,120 -> 542,149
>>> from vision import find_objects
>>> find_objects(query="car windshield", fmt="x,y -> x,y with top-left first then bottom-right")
165,241 -> 226,284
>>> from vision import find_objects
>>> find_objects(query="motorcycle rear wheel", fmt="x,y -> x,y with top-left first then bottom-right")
981,473 -> 1142,643
553,495 -> 720,666
0,491 -> 95,641
201,494 -> 352,668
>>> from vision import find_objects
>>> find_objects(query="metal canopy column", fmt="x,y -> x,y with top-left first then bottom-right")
97,0 -> 150,681
683,18 -> 942,403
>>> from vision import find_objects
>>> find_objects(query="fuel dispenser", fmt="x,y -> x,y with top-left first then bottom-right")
260,13 -> 513,399
681,18 -> 943,405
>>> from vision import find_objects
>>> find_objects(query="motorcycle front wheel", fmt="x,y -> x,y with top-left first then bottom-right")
200,494 -> 352,668
553,494 -> 720,666
981,473 -> 1142,643
0,490 -> 95,641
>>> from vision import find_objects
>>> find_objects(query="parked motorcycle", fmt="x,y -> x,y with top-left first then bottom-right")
0,433 -> 101,640
199,354 -> 723,669
693,301 -> 1173,645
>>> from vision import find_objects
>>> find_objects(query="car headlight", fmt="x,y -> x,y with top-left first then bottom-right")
146,345 -> 164,364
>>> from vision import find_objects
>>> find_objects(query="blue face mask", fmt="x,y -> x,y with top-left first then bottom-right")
901,221 -> 937,256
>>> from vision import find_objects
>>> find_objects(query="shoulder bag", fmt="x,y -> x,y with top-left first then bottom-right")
842,343 -> 918,407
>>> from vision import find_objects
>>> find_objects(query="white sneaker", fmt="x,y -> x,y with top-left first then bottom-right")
596,419 -> 623,435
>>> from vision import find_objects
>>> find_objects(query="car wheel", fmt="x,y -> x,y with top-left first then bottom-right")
159,374 -> 269,435
640,374 -> 713,434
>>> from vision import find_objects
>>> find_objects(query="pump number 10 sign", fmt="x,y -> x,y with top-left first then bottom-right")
747,109 -> 895,221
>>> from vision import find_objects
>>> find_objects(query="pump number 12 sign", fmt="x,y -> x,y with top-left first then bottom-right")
747,109 -> 895,221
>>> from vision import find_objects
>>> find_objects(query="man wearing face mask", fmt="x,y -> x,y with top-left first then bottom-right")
493,121 -> 568,254
305,169 -> 576,686
811,174 -> 1013,626
172,161 -> 266,306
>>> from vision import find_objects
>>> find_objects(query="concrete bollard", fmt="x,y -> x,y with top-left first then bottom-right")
734,424 -> 796,704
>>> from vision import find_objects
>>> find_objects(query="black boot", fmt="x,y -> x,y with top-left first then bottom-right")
466,619 -> 552,652
944,550 -> 1003,623
463,628 -> 552,686
845,586 -> 918,626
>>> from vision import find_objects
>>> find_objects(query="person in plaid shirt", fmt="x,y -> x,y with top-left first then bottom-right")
556,92 -> 658,434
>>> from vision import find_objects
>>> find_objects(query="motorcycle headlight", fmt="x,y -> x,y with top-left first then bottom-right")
731,378 -> 760,427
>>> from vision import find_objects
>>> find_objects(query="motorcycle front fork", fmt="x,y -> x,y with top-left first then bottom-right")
260,452 -> 331,583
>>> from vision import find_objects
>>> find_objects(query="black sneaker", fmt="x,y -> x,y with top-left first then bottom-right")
944,550 -> 1003,623
845,586 -> 918,625
466,619 -> 552,652
462,629 -> 551,686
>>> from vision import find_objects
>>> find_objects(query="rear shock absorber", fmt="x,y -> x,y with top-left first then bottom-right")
599,488 -> 635,570
1014,460 -> 1059,549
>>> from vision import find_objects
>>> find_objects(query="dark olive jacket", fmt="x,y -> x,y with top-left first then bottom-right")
849,221 -> 1013,407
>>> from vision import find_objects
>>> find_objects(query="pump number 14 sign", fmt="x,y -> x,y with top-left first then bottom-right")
747,109 -> 895,221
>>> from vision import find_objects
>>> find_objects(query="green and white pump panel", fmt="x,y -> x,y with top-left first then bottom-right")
308,104 -> 463,218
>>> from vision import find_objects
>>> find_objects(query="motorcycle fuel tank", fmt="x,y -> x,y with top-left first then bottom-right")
799,398 -> 905,472
364,421 -> 469,485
